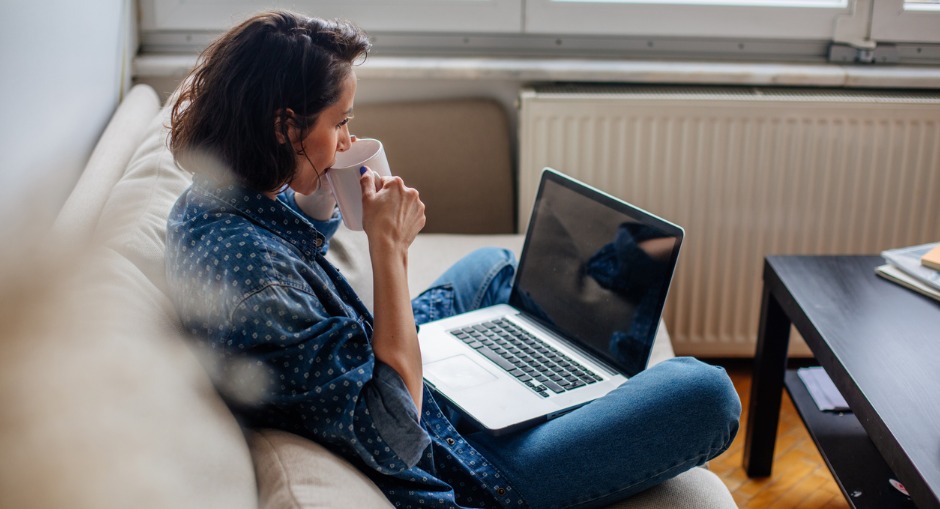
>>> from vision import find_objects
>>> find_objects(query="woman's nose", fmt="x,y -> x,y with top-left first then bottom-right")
337,126 -> 352,152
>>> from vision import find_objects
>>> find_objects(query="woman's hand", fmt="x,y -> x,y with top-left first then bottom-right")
359,168 -> 426,254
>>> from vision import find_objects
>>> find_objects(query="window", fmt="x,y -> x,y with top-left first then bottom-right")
138,0 -> 940,60
140,0 -> 522,33
524,0 -> 862,41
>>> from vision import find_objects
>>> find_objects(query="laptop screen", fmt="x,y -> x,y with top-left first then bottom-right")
509,169 -> 684,377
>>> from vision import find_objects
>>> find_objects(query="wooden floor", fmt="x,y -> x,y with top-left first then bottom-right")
709,360 -> 850,509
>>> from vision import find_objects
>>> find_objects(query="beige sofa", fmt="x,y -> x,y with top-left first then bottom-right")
0,84 -> 737,508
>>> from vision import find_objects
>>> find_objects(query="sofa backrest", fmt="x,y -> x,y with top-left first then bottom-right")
53,85 -> 162,241
16,84 -> 260,509
92,91 -> 194,299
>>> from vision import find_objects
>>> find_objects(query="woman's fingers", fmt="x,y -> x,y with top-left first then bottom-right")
360,174 -> 426,245
358,166 -> 376,197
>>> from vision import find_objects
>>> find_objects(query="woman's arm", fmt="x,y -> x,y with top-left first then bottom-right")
360,169 -> 426,413
225,284 -> 431,470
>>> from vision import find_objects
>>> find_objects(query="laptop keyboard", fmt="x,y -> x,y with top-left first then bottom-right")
448,318 -> 603,398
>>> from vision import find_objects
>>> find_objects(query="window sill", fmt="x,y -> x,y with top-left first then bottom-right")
134,54 -> 940,89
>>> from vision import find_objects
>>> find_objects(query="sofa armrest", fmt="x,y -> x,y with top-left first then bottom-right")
605,467 -> 737,509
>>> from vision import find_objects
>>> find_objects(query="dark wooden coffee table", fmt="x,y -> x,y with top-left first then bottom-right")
743,255 -> 940,509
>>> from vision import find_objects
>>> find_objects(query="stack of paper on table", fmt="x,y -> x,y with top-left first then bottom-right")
878,241 -> 940,302
922,243 -> 940,271
797,367 -> 851,413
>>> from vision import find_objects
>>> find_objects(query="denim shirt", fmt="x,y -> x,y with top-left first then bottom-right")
165,174 -> 525,509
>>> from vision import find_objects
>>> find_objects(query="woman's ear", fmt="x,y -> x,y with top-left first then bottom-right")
274,108 -> 298,145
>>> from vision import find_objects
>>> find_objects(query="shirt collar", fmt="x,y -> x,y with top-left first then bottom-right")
192,173 -> 325,258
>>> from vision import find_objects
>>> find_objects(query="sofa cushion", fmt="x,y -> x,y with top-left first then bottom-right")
605,467 -> 737,509
325,229 -> 525,311
248,429 -> 393,509
93,96 -> 193,294
246,426 -> 734,509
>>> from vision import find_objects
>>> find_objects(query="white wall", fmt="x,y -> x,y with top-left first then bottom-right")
0,0 -> 131,236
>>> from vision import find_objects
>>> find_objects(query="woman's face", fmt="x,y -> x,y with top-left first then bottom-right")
290,71 -> 357,195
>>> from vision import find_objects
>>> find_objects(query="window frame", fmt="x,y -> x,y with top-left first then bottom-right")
138,0 -> 940,59
139,0 -> 524,33
871,0 -> 940,44
522,0 -> 865,41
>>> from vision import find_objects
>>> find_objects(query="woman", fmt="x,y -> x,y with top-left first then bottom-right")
166,11 -> 740,509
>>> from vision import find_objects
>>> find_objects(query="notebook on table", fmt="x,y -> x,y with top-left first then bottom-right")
417,168 -> 684,435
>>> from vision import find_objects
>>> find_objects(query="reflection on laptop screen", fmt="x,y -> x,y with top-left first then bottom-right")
509,173 -> 682,377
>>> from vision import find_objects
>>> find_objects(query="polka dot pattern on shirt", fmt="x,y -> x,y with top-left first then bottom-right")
165,175 -> 525,509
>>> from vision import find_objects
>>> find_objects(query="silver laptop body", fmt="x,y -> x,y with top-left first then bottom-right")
418,168 -> 684,435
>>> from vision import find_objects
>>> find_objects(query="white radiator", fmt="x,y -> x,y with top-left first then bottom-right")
518,85 -> 940,357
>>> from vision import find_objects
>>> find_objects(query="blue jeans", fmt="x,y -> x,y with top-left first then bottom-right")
412,248 -> 741,509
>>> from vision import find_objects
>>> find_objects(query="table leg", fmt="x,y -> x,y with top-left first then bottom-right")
743,281 -> 792,477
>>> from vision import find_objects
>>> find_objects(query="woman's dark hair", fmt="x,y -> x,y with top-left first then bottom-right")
170,11 -> 371,192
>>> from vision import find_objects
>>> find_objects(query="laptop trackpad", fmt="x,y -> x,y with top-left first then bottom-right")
426,355 -> 497,390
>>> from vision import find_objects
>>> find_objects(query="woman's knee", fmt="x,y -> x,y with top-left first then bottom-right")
674,358 -> 739,414
657,357 -> 742,452
468,247 -> 516,273
470,247 -> 516,308
434,247 -> 516,312
680,357 -> 737,399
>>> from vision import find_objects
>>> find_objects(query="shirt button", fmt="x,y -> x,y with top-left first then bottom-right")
314,238 -> 323,247
445,437 -> 456,446
496,488 -> 506,496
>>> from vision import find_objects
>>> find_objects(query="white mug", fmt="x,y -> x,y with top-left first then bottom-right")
326,138 -> 391,231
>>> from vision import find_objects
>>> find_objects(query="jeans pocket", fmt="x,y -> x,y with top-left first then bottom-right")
411,284 -> 456,326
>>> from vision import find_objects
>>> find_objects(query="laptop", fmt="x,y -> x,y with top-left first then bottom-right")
417,168 -> 684,435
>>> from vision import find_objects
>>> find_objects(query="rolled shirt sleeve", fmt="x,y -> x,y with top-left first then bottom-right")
224,284 -> 430,473
279,189 -> 342,253
364,362 -> 432,467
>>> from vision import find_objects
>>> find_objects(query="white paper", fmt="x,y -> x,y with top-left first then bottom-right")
797,367 -> 850,413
